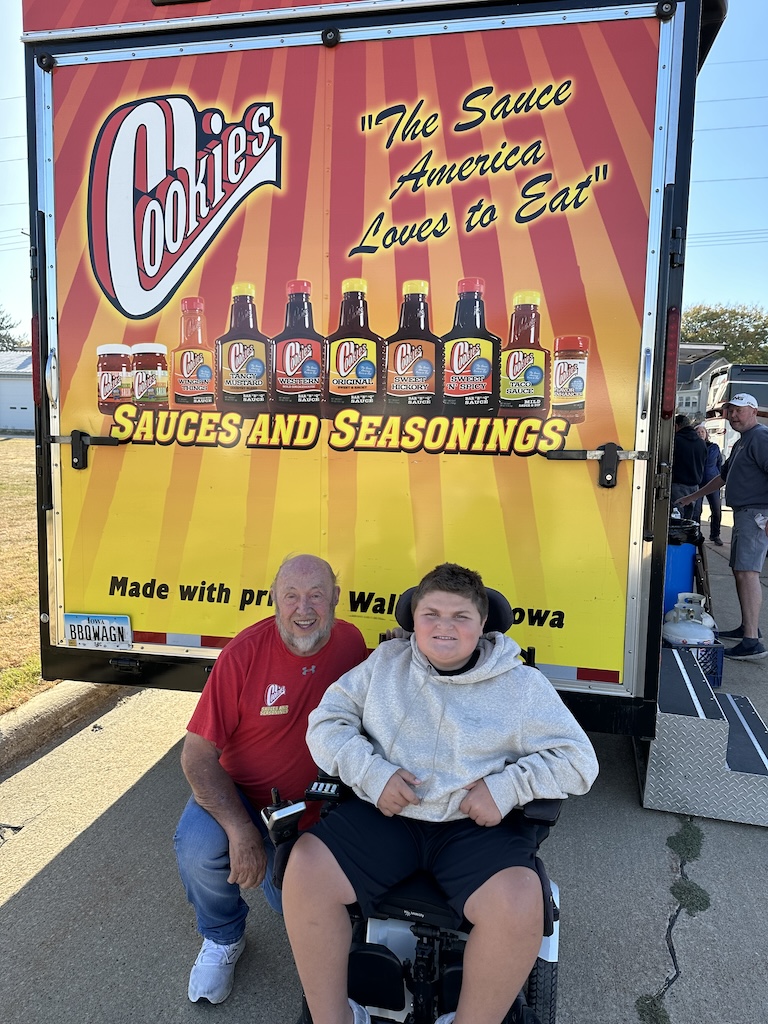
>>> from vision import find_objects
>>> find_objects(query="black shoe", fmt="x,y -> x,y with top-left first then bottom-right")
710,537 -> 724,546
718,625 -> 762,641
724,639 -> 768,661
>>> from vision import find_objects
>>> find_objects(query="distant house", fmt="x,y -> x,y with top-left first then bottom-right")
0,349 -> 34,432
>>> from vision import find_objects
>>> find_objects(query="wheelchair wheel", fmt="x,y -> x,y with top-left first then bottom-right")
524,958 -> 557,1024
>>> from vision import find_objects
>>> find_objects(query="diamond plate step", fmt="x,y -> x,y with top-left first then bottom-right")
643,648 -> 768,826
715,692 -> 768,777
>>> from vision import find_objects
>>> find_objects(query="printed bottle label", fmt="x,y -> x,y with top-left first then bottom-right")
501,348 -> 547,409
98,370 -> 132,404
219,339 -> 269,402
171,348 -> 216,405
328,338 -> 378,400
274,337 -> 323,403
134,368 -> 168,404
552,356 -> 588,407
386,340 -> 436,403
443,337 -> 494,402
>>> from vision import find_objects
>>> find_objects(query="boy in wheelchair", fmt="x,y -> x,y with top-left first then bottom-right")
282,563 -> 598,1024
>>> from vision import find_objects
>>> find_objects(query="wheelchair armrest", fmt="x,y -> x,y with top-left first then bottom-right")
305,770 -> 354,811
521,799 -> 562,826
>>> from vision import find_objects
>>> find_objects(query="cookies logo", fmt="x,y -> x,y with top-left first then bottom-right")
88,95 -> 281,319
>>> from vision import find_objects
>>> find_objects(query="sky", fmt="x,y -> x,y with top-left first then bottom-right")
0,0 -> 766,341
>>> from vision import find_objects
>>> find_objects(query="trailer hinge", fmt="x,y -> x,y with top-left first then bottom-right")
670,226 -> 685,268
545,443 -> 649,487
49,429 -> 120,470
108,657 -> 142,675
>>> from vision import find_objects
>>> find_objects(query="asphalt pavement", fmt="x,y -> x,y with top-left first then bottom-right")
0,508 -> 766,1024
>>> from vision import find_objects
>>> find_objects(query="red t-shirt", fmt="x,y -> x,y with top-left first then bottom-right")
187,617 -> 369,822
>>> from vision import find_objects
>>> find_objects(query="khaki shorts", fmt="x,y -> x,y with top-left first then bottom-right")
730,507 -> 768,572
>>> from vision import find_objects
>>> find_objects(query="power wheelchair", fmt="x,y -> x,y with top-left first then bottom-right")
263,586 -> 562,1024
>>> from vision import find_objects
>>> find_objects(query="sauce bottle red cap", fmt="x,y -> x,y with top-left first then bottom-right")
287,280 -> 312,295
181,296 -> 204,312
554,335 -> 590,352
458,277 -> 485,295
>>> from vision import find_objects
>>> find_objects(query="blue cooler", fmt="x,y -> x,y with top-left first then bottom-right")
664,518 -> 700,615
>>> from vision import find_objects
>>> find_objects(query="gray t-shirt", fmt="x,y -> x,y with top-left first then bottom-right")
722,424 -> 768,509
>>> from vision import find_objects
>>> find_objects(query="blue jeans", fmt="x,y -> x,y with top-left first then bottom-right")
174,790 -> 283,944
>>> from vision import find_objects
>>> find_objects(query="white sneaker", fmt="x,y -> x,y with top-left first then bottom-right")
188,935 -> 246,1003
435,1014 -> 456,1024
349,998 -> 372,1024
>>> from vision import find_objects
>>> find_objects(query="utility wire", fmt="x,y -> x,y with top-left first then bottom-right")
692,176 -> 768,183
694,124 -> 768,132
697,95 -> 768,103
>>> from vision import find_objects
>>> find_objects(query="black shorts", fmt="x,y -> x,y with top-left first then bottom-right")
309,797 -> 546,928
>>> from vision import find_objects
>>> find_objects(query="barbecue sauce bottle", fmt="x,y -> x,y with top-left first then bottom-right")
498,290 -> 549,418
271,280 -> 324,413
169,296 -> 215,409
441,277 -> 500,417
385,280 -> 442,416
323,278 -> 384,418
215,282 -> 271,413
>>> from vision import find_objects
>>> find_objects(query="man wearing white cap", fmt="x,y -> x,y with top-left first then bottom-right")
677,394 -> 768,661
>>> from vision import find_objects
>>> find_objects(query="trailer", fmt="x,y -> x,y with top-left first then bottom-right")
703,363 -> 768,458
24,0 -> 727,737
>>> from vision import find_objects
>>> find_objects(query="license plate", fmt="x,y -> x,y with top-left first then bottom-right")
63,613 -> 133,649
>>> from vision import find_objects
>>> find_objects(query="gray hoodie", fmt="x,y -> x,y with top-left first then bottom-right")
307,632 -> 599,822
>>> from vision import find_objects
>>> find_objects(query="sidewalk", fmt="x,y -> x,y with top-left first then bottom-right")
696,505 -> 768,725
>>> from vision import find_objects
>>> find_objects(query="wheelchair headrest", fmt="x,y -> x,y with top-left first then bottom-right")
394,586 -> 513,634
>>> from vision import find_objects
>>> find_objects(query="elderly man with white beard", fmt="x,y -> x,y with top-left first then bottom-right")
174,554 -> 368,1005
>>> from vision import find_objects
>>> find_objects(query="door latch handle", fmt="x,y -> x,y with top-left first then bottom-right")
49,429 -> 120,470
545,442 -> 649,488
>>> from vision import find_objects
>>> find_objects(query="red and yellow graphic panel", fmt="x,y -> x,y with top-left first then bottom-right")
47,13 -> 662,686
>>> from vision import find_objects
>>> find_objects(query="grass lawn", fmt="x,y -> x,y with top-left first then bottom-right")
0,437 -> 55,713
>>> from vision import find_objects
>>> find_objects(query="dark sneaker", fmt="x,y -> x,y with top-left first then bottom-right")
711,537 -> 724,546
718,625 -> 762,641
724,640 -> 768,661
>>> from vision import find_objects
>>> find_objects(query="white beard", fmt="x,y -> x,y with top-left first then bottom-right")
277,617 -> 333,655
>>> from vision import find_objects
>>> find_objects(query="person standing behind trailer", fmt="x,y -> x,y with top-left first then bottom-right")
695,423 -> 723,545
671,414 -> 708,521
174,554 -> 369,1004
676,395 -> 768,661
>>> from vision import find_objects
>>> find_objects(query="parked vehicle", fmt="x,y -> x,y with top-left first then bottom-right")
703,363 -> 768,459
24,0 -> 726,736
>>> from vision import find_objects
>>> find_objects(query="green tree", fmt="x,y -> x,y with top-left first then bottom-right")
681,303 -> 768,364
0,306 -> 23,351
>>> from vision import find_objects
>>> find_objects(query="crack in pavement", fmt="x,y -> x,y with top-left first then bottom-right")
0,823 -> 24,848
636,816 -> 711,1024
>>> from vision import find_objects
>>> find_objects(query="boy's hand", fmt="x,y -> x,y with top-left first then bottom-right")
377,769 -> 422,816
460,779 -> 502,827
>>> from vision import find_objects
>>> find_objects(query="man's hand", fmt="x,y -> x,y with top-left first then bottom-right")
226,821 -> 268,888
382,626 -> 407,641
460,779 -> 502,827
377,769 -> 422,816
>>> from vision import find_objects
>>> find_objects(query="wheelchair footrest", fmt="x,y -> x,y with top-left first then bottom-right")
348,942 -> 406,1011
